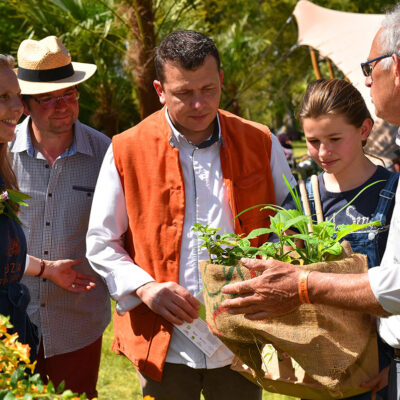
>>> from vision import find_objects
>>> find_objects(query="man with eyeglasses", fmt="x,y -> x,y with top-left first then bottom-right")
8,36 -> 111,398
221,4 -> 400,399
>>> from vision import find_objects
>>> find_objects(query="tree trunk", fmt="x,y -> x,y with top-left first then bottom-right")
120,0 -> 161,119
92,83 -> 120,138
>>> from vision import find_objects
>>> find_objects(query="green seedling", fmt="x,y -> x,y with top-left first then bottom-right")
193,175 -> 382,265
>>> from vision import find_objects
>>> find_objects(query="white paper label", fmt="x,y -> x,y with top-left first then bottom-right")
174,292 -> 224,357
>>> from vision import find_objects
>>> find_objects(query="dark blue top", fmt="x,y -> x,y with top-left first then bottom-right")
0,174 -> 38,360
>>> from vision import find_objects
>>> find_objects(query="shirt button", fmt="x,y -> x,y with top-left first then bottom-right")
45,164 -> 49,169
48,193 -> 52,197
40,303 -> 45,307
42,278 -> 47,282
44,251 -> 48,255
46,222 -> 50,226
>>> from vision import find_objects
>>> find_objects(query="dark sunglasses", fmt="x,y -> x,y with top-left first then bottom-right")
361,53 -> 395,77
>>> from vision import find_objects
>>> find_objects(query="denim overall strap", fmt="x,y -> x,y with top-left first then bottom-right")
305,178 -> 317,223
372,172 -> 400,225
344,172 -> 399,270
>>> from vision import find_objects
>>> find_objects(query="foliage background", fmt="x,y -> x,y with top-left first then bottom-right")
0,0 -> 398,137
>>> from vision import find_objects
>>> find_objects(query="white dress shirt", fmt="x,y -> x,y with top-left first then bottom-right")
369,178 -> 400,347
87,109 -> 295,368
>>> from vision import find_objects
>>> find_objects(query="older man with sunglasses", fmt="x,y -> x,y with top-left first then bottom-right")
8,36 -> 111,398
222,4 -> 400,399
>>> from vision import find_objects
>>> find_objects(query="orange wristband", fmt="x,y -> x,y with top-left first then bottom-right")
298,270 -> 311,304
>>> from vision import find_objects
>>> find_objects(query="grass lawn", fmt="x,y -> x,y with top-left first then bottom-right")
97,305 -> 298,400
291,138 -> 308,158
97,314 -> 142,399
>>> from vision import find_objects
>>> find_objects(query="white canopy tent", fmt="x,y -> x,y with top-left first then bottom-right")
293,0 -> 383,117
293,0 -> 398,166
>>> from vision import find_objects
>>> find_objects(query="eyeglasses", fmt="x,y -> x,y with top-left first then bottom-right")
361,53 -> 394,77
30,88 -> 80,109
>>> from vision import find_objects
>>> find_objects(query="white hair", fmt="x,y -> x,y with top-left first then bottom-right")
0,54 -> 15,69
379,4 -> 400,70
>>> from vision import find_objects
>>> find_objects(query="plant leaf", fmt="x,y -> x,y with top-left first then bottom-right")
335,220 -> 381,242
321,241 -> 342,256
282,173 -> 302,213
329,180 -> 385,221
245,227 -> 274,240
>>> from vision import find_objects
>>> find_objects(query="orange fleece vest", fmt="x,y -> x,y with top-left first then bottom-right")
112,108 -> 276,381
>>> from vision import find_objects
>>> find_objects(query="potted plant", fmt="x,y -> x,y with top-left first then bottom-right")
194,177 -> 381,400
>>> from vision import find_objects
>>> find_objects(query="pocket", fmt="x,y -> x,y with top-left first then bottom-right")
64,186 -> 95,231
72,185 -> 95,196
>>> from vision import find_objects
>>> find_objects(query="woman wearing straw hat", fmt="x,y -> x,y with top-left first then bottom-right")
0,54 -> 96,362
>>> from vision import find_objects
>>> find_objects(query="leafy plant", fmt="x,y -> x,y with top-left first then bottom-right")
0,314 -> 91,399
193,176 -> 381,265
0,189 -> 30,225
0,313 -> 156,400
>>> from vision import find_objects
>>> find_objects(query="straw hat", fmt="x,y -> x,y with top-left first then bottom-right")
17,36 -> 97,95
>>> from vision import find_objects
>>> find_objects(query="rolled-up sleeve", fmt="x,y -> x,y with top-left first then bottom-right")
368,180 -> 400,314
369,265 -> 400,314
86,145 -> 154,314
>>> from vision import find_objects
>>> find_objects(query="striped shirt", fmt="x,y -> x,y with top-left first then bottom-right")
9,116 -> 111,358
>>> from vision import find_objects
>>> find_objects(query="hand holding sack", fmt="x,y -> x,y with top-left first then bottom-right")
200,242 -> 379,400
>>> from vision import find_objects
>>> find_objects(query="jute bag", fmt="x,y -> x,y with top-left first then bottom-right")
200,178 -> 378,399
200,245 -> 378,399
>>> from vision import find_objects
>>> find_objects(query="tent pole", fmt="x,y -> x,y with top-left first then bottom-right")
309,46 -> 322,79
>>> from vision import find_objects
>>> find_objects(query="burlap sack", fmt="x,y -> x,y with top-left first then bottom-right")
200,242 -> 378,399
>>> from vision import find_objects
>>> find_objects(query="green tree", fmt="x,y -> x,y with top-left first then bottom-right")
118,0 -> 202,119
1,0 -> 398,135
2,0 -> 139,136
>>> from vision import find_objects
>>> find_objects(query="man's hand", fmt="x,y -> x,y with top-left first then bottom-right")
221,258 -> 302,319
136,281 -> 200,325
361,366 -> 389,400
45,259 -> 96,292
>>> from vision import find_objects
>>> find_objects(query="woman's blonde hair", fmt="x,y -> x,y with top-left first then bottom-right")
299,78 -> 372,128
0,54 -> 19,191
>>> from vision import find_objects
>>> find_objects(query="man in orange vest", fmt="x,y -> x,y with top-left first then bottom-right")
87,30 -> 294,400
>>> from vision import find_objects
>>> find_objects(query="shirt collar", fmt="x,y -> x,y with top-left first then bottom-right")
73,120 -> 93,156
10,117 -> 93,158
165,107 -> 221,149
